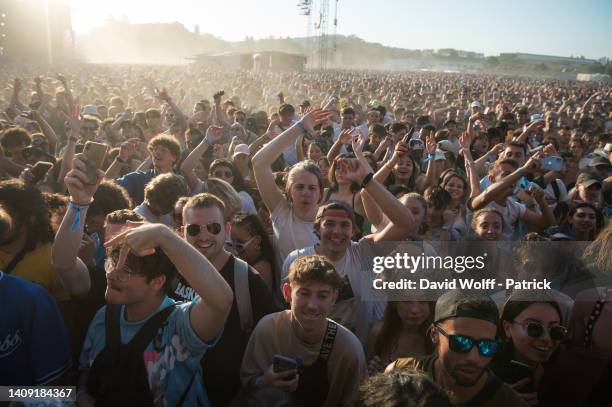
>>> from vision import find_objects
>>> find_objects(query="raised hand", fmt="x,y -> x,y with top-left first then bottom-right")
64,153 -> 104,205
61,105 -> 84,136
154,87 -> 171,102
338,128 -> 353,145
300,108 -> 332,135
425,132 -> 437,155
206,125 -> 224,144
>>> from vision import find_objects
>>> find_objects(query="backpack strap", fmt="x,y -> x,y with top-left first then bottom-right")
551,178 -> 561,202
318,321 -> 338,362
234,257 -> 254,333
105,304 -> 122,351
125,304 -> 176,354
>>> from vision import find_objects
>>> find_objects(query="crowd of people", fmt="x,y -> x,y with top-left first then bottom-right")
0,63 -> 611,407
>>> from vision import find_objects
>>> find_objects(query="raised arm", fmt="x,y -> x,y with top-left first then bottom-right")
346,137 -> 414,242
52,154 -> 100,297
252,109 -> 330,212
327,128 -> 352,163
513,119 -> 544,145
471,152 -> 541,210
180,127 -> 216,191
105,223 -> 233,342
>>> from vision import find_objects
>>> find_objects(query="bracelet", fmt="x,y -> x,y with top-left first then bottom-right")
68,200 -> 91,231
361,172 -> 374,189
297,121 -> 312,138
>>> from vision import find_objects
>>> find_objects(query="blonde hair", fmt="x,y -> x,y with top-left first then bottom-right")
200,178 -> 242,220
285,161 -> 324,203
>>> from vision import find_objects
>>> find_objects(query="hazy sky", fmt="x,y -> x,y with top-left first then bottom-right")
68,0 -> 612,58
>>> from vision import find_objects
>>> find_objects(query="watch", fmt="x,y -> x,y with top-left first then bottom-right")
361,172 -> 374,189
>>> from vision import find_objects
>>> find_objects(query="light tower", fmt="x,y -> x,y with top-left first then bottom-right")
316,0 -> 329,69
297,1 -> 313,65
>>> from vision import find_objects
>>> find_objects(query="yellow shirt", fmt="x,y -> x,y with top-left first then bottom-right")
0,243 -> 70,301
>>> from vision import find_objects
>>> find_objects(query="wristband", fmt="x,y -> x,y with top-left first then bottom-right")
68,200 -> 91,231
254,376 -> 263,387
361,172 -> 374,189
518,167 -> 526,176
297,121 -> 312,138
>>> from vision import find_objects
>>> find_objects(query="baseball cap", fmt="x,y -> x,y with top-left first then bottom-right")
590,156 -> 611,170
81,104 -> 100,118
434,290 -> 499,325
576,172 -> 603,188
300,100 -> 311,108
470,101 -> 481,108
23,138 -> 56,163
232,144 -> 249,159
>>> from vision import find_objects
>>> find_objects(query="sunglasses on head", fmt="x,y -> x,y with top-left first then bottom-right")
436,325 -> 499,357
185,222 -> 222,236
513,321 -> 567,341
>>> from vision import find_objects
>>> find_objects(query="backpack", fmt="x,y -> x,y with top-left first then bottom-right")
233,257 -> 254,334
85,304 -> 196,407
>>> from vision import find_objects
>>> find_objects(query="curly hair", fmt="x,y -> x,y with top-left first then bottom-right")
1,126 -> 31,148
89,180 -> 133,218
0,180 -> 53,248
361,369 -> 451,407
144,173 -> 188,214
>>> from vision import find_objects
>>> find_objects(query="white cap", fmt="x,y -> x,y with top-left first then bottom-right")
470,101 -> 481,108
232,144 -> 249,158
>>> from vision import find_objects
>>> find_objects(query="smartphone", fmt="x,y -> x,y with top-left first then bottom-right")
30,161 -> 53,184
540,155 -> 563,172
402,127 -> 416,144
273,355 -> 301,379
505,360 -> 535,391
83,142 -> 108,185
434,150 -> 446,161
408,139 -> 424,150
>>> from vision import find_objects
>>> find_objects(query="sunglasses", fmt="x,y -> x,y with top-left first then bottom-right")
513,321 -> 567,341
185,222 -> 222,236
436,325 -> 499,357
226,236 -> 256,253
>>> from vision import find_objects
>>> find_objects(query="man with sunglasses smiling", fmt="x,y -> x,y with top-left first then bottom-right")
177,193 -> 277,406
387,290 -> 528,406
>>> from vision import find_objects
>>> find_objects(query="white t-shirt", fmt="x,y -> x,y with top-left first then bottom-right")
271,200 -> 319,273
282,239 -> 385,345
134,203 -> 174,227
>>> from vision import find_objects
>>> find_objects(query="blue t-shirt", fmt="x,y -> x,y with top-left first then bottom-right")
80,297 -> 219,407
0,272 -> 71,385
116,169 -> 157,206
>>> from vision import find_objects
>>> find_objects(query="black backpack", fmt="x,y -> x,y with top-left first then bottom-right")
86,304 -> 181,406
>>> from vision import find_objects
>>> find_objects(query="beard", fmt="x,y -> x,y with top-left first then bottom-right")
448,362 -> 487,387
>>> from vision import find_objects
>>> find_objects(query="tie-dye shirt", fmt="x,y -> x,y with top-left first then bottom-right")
80,297 -> 220,407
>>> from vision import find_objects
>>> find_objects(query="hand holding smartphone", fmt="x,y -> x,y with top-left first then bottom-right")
83,142 -> 108,185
